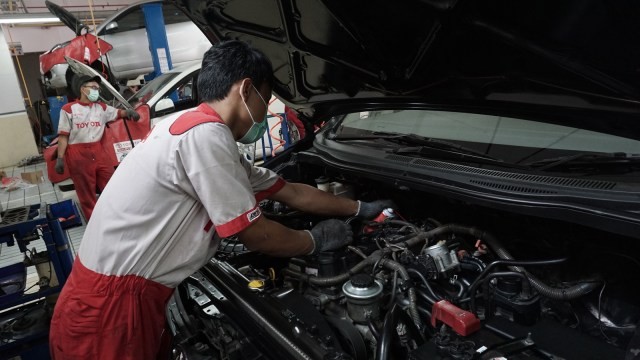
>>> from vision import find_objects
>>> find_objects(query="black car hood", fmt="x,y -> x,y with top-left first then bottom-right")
46,0 -> 87,36
174,0 -> 640,138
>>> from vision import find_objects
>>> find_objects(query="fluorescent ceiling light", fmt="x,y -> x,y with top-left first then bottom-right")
0,14 -> 62,25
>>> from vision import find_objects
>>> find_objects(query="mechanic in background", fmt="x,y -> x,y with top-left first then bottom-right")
122,74 -> 145,99
54,75 -> 140,221
49,40 -> 391,360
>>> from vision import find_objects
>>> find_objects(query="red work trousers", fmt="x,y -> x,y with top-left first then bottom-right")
65,143 -> 114,221
49,258 -> 174,360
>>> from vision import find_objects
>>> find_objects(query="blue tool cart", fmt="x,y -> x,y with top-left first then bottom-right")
0,202 -> 75,359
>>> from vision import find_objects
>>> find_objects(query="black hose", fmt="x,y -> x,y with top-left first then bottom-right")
407,268 -> 442,302
368,320 -> 380,342
480,231 -> 601,300
461,256 -> 486,272
469,271 -> 530,314
282,249 -> 386,286
453,279 -> 465,299
288,223 -> 598,303
464,258 -> 566,297
364,219 -> 421,234
282,250 -> 422,329
379,258 -> 422,329
416,288 -> 437,306
386,219 -> 421,233
376,304 -> 401,360
384,270 -> 399,309
411,224 -> 601,300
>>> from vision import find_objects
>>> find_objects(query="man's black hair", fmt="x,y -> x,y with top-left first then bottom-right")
198,40 -> 274,102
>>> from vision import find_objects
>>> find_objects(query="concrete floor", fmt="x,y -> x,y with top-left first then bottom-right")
0,160 -> 85,294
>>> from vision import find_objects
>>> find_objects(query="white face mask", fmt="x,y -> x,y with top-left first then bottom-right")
87,89 -> 100,102
83,85 -> 100,102
239,84 -> 269,144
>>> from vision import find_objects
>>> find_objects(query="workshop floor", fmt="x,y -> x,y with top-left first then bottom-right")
0,160 -> 85,293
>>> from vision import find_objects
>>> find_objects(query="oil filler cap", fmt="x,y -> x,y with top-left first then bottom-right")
248,279 -> 265,291
350,273 -> 374,288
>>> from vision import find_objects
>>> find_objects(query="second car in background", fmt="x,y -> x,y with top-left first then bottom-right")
41,0 -> 210,91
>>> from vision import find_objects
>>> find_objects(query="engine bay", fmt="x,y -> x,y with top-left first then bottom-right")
169,157 -> 640,360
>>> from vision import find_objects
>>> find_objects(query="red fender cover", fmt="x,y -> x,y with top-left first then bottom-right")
100,104 -> 151,166
40,34 -> 113,74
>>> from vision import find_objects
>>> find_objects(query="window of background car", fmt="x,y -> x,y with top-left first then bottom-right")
161,71 -> 198,112
100,4 -> 190,35
128,72 -> 179,106
100,7 -> 145,35
336,109 -> 640,165
163,4 -> 191,25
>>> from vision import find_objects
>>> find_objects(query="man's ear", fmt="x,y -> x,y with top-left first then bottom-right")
239,78 -> 252,102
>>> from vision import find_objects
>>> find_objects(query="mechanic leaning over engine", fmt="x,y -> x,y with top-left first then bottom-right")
49,40 -> 392,360
54,74 -> 140,221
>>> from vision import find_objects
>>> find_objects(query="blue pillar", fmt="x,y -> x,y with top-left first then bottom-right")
142,3 -> 173,79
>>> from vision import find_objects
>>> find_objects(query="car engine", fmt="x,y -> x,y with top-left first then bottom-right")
168,157 -> 640,360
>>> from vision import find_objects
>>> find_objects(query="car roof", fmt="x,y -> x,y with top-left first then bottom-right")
97,0 -> 162,32
165,61 -> 201,75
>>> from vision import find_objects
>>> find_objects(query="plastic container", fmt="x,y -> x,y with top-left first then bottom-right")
0,262 -> 27,305
49,199 -> 82,229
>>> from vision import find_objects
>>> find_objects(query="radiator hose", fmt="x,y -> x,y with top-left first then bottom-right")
410,224 -> 601,300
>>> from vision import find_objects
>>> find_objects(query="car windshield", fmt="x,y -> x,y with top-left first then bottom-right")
332,109 -> 640,175
128,72 -> 180,106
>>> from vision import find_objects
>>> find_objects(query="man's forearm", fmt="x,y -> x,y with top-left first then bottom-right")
57,135 -> 68,158
237,215 -> 314,257
271,183 -> 359,217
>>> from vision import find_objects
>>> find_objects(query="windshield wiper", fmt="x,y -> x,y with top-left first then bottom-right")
389,145 -> 531,169
332,132 -> 500,161
332,132 -> 529,168
525,152 -> 640,171
329,131 -> 405,141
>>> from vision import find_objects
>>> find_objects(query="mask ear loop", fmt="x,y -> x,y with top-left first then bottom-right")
251,84 -> 269,111
241,82 -> 258,124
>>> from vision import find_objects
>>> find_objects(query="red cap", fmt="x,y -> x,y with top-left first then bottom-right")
431,300 -> 481,336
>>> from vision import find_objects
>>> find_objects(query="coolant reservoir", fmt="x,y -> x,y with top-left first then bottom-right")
342,273 -> 383,324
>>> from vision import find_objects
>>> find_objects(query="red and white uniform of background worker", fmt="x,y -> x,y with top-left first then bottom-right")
50,103 -> 285,360
58,101 -> 120,220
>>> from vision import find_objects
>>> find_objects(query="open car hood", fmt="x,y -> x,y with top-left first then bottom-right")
45,0 -> 87,36
66,57 -> 131,109
174,0 -> 640,138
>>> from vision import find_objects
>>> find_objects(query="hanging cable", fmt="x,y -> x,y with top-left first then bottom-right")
5,27 -> 32,108
87,0 -> 108,78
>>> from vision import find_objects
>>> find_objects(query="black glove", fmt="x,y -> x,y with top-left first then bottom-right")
308,219 -> 353,255
55,157 -> 64,174
355,199 -> 396,219
125,108 -> 140,121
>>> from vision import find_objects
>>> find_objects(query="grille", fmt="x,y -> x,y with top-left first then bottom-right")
469,180 -> 556,194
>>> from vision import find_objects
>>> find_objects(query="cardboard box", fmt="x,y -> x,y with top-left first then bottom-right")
21,170 -> 44,184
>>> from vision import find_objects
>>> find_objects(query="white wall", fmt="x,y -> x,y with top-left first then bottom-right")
0,28 -> 27,113
1,25 -> 76,53
0,27 -> 39,167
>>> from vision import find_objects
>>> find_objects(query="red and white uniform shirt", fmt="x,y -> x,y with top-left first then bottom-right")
58,101 -> 119,144
78,103 -> 285,287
